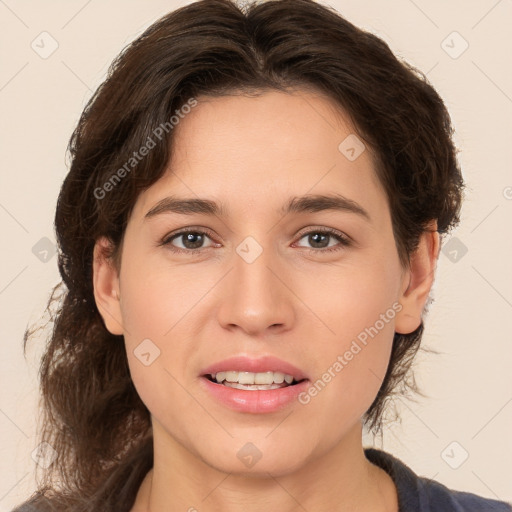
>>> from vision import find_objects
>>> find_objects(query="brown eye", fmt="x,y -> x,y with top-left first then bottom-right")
295,228 -> 352,253
161,228 -> 217,254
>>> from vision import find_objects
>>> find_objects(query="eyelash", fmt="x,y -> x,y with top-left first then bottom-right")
159,227 -> 352,255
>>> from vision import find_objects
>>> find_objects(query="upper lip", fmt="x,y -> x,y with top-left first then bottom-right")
201,355 -> 309,381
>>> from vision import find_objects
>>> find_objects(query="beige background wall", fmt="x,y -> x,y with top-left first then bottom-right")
1,0 -> 511,509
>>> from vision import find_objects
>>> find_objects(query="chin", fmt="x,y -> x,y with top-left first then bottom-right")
197,438 -> 312,478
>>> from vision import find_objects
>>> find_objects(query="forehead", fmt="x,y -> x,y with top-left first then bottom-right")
133,89 -> 386,223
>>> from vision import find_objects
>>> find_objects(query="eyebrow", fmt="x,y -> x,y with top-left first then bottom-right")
144,193 -> 371,222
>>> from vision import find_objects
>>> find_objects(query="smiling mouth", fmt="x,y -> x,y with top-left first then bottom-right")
203,371 -> 307,390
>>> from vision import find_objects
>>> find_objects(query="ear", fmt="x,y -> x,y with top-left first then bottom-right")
92,236 -> 124,335
395,220 -> 440,335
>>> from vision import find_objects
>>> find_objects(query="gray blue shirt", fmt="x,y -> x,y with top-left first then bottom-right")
365,448 -> 512,511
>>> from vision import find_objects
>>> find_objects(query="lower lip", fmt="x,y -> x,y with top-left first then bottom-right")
200,376 -> 310,414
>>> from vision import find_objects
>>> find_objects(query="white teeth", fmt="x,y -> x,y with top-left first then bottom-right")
225,371 -> 238,382
215,371 -> 227,383
212,370 -> 298,385
223,382 -> 285,390
238,372 -> 255,385
272,372 -> 285,384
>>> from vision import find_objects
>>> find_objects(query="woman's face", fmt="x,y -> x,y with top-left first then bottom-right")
95,89 -> 424,476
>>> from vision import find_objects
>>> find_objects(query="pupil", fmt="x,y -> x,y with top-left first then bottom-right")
310,233 -> 328,248
184,233 -> 203,249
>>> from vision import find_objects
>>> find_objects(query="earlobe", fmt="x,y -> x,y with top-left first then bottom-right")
395,221 -> 440,335
92,237 -> 124,335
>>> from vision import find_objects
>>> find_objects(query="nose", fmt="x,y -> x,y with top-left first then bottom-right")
216,242 -> 295,337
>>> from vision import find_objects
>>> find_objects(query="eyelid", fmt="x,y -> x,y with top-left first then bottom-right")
295,226 -> 352,244
292,226 -> 353,253
159,226 -> 219,249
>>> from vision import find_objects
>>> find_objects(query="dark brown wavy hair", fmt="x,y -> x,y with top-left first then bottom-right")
17,0 -> 463,510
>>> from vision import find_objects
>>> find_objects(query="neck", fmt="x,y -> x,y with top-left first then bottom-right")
131,421 -> 398,512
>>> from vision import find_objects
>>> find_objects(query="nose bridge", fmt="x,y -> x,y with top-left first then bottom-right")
216,236 -> 293,334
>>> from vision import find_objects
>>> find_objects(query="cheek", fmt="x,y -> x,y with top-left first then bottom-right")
300,306 -> 396,437
312,254 -> 401,346
116,255 -> 214,423
300,256 -> 400,416
118,253 -> 209,340
119,278 -> 196,433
